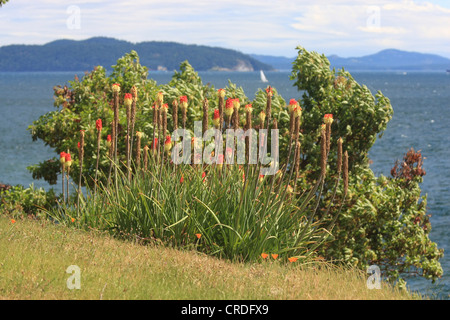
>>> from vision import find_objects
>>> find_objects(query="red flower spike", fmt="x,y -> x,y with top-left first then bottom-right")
96,119 -> 102,131
124,93 -> 133,107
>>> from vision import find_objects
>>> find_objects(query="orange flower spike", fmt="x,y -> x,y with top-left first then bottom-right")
288,99 -> 298,113
212,109 -> 220,128
164,135 -> 172,153
232,98 -> 240,111
60,151 -> 66,165
71,218 -> 75,223
195,233 -> 202,239
161,103 -> 169,114
272,254 -> 279,260
64,153 -> 72,167
224,98 -> 234,117
111,83 -> 120,93
261,253 -> 269,259
323,113 -> 334,124
11,219 -> 16,224
124,93 -> 133,107
157,91 -> 164,105
179,95 -> 188,110
265,86 -> 273,97
180,176 -> 184,184
259,111 -> 266,125
218,88 -> 226,98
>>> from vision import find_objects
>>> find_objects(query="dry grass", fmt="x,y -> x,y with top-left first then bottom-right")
0,215 -> 419,300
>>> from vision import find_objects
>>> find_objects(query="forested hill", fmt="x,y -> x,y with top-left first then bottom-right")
0,37 -> 273,72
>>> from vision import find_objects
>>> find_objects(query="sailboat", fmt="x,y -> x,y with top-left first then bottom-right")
260,70 -> 268,83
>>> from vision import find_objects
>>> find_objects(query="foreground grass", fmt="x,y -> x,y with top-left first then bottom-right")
0,215 -> 419,300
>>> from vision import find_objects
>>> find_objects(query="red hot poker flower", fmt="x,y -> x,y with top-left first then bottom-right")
112,83 -> 120,93
64,153 -> 72,167
179,96 -> 188,110
288,99 -> 299,113
124,93 -> 133,107
161,103 -> 169,113
96,119 -> 102,131
324,114 -> 334,124
225,98 -> 234,117
164,135 -> 172,153
60,152 -> 67,164
232,98 -> 240,110
213,109 -> 220,127
157,92 -> 164,105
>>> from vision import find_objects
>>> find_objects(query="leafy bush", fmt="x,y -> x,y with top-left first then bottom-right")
289,47 -> 442,285
27,47 -> 443,285
0,184 -> 57,217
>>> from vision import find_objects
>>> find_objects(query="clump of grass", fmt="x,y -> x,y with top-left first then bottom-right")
45,85 -> 350,267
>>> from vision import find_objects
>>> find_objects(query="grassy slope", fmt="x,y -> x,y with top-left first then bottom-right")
0,215 -> 418,300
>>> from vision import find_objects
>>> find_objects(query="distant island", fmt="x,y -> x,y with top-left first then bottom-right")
252,50 -> 450,72
0,37 -> 273,72
1,37 -> 449,72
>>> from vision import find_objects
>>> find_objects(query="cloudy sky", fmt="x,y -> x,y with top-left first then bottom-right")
1,0 -> 449,58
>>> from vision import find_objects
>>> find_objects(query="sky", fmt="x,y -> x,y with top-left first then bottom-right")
0,0 -> 449,58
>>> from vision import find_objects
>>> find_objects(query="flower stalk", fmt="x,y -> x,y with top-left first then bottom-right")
77,130 -> 85,212
94,119 -> 102,197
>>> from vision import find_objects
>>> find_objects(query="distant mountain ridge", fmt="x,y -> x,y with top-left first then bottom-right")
1,37 -> 449,72
251,50 -> 450,72
0,37 -> 273,72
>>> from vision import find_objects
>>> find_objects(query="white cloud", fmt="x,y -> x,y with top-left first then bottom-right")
0,0 -> 449,58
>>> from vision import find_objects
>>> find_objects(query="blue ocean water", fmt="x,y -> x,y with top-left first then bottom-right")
0,70 -> 449,299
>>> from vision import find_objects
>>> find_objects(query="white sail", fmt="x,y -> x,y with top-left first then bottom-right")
260,70 -> 268,83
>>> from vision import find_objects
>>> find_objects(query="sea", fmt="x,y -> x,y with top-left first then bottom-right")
0,70 -> 449,299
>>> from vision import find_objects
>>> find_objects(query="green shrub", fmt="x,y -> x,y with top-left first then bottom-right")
27,47 -> 443,285
0,184 -> 57,217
